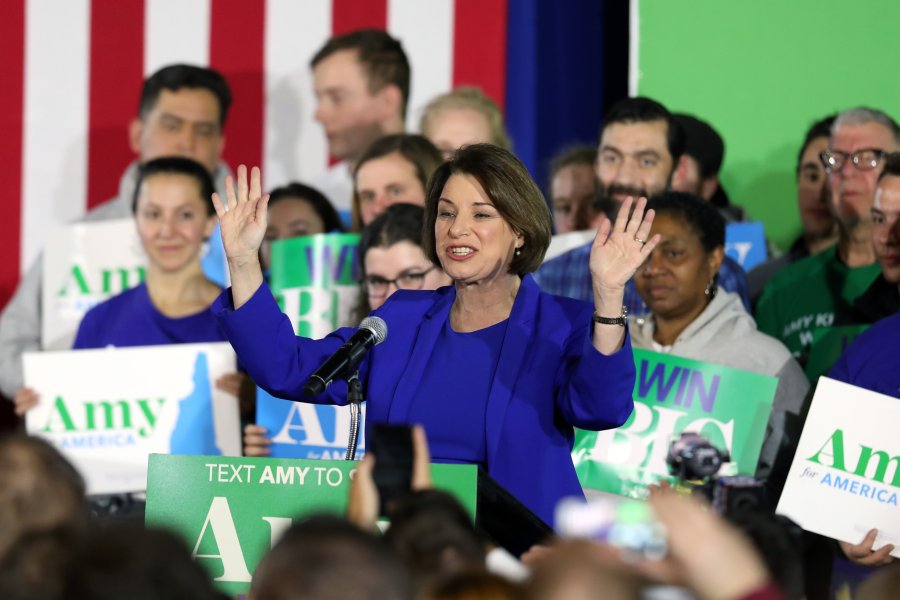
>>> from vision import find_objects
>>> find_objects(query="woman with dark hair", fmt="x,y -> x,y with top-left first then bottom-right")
358,204 -> 450,314
631,191 -> 808,477
351,134 -> 443,231
212,145 -> 656,525
71,157 -> 225,349
748,115 -> 838,304
244,204 -> 449,455
260,181 -> 344,273
14,158 -> 248,499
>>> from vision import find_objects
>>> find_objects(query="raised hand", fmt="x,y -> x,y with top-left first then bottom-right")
211,165 -> 269,308
589,196 -> 659,298
211,165 -> 269,269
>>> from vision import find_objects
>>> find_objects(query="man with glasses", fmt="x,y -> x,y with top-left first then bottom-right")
755,107 -> 900,362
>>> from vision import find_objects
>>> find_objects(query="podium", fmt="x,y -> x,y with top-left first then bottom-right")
145,454 -> 551,598
475,469 -> 552,556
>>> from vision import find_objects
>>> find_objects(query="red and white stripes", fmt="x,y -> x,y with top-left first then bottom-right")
3,0 -> 507,308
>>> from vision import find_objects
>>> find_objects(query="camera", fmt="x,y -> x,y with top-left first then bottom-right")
666,432 -> 729,481
666,432 -> 768,517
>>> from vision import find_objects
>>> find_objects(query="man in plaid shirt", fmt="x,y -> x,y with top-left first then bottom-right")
536,97 -> 749,315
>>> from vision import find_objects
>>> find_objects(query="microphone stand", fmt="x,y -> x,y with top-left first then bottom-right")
344,369 -> 364,461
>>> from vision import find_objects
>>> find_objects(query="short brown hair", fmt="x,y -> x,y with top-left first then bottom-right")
423,144 -> 551,276
549,145 -> 597,180
311,29 -> 411,119
420,86 -> 511,150
0,435 -> 87,561
351,134 -> 443,231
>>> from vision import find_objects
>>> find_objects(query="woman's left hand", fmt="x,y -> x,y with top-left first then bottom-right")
589,196 -> 659,297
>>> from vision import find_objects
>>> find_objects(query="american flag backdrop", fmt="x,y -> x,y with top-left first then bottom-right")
0,0 -> 509,309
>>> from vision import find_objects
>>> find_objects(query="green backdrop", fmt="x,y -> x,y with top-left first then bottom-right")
636,0 -> 900,250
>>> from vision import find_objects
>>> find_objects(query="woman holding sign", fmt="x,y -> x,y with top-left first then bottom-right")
14,158 -> 250,417
212,145 -> 656,525
630,191 -> 809,478
71,158 -> 225,349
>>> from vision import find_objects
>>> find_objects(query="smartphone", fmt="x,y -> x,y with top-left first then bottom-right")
369,424 -> 414,514
555,496 -> 667,560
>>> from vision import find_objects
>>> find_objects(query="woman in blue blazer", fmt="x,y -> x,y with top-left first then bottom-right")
212,145 -> 660,526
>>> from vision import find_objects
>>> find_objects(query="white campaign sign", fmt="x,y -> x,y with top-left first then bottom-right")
24,343 -> 241,495
42,219 -> 146,350
777,377 -> 900,557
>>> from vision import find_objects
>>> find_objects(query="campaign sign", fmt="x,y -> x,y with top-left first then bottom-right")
43,219 -> 146,350
269,232 -> 361,338
145,454 -> 478,598
572,349 -> 776,498
42,219 -> 229,350
263,233 -> 363,458
725,222 -> 767,271
777,377 -> 900,558
256,388 -> 366,459
23,343 -> 241,495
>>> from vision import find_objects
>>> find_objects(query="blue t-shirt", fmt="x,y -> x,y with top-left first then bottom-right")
829,311 -> 900,399
409,318 -> 508,467
73,283 -> 227,349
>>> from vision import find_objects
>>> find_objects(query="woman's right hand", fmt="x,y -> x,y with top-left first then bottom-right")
212,165 -> 269,270
243,423 -> 273,457
212,165 -> 269,308
13,387 -> 39,417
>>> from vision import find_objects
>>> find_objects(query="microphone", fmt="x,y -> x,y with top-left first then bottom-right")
302,317 -> 388,396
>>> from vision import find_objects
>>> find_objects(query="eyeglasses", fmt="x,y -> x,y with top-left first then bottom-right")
820,148 -> 888,173
365,265 -> 438,297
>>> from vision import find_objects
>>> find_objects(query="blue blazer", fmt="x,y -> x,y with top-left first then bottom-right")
214,275 -> 635,525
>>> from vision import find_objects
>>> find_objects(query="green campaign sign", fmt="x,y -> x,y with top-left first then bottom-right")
145,454 -> 478,598
269,233 -> 361,338
804,324 -> 869,383
572,349 -> 777,498
263,233 -> 364,460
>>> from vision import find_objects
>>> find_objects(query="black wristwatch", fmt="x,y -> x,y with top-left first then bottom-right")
592,305 -> 628,326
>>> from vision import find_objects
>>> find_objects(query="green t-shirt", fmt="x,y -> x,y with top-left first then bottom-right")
754,246 -> 880,361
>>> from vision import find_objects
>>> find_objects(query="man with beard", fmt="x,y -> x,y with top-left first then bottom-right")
536,97 -> 749,315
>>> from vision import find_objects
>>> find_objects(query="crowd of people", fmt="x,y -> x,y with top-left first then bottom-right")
0,25 -> 898,600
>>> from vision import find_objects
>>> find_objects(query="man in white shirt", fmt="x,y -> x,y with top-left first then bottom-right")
310,29 -> 410,214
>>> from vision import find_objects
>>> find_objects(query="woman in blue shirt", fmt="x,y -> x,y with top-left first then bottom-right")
14,158 -> 237,416
213,145 -> 659,525
73,157 -> 225,349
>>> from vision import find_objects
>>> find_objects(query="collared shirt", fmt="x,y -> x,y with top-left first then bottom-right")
534,241 -> 751,317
